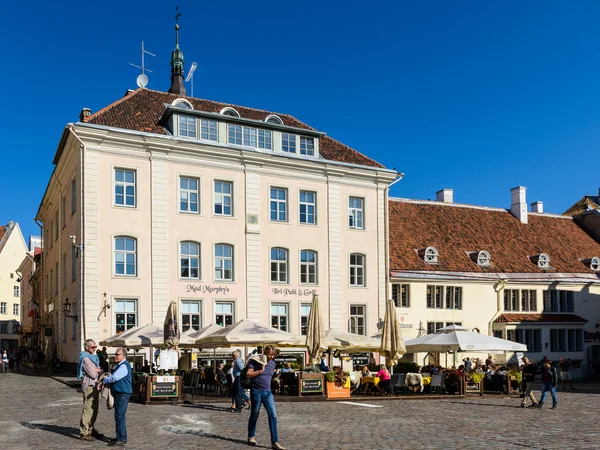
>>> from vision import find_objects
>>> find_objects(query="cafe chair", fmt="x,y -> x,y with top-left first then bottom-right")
429,373 -> 446,395
280,372 -> 298,395
390,374 -> 406,395
350,371 -> 362,395
183,372 -> 199,399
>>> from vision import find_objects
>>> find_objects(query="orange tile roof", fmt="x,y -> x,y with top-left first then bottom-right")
563,196 -> 600,216
85,88 -> 384,169
494,313 -> 587,323
389,199 -> 600,273
0,225 -> 6,243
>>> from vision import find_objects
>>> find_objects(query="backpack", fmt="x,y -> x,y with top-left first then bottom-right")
240,365 -> 254,389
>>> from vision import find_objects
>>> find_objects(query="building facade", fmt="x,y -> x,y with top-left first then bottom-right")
0,221 -> 28,350
389,188 -> 600,378
35,38 -> 399,365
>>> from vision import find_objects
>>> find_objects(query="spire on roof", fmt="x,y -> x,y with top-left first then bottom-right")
168,8 -> 186,95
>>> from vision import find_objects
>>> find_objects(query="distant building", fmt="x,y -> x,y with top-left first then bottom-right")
564,188 -> 600,244
0,221 -> 28,350
35,23 -> 400,366
389,187 -> 600,378
17,246 -> 42,350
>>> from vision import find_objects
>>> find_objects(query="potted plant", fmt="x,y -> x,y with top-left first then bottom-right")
465,370 -> 484,395
325,367 -> 350,399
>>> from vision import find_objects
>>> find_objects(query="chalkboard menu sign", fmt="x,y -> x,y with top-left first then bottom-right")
151,376 -> 178,397
300,377 -> 323,394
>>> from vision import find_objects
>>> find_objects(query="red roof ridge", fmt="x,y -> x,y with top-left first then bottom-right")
84,88 -> 144,123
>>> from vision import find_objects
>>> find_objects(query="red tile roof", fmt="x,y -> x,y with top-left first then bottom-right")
494,313 -> 587,323
0,225 -> 6,244
389,199 -> 600,273
84,88 -> 384,169
563,196 -> 600,216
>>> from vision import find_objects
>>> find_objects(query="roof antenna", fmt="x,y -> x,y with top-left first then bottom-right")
185,62 -> 197,97
129,41 -> 156,88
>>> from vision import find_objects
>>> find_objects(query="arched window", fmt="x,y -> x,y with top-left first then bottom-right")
591,257 -> 600,271
537,253 -> 550,269
270,248 -> 288,283
172,98 -> 194,110
300,250 -> 317,285
180,241 -> 200,279
215,244 -> 234,281
349,253 -> 365,286
114,236 -> 137,276
477,250 -> 491,267
265,114 -> 283,125
424,246 -> 439,264
220,107 -> 240,117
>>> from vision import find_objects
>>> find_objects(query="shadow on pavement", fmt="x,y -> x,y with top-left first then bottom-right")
158,425 -> 249,446
20,422 -> 80,440
448,401 -> 522,409
180,404 -> 234,412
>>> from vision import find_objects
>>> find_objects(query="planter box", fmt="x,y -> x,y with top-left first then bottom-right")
298,373 -> 324,396
326,381 -> 350,399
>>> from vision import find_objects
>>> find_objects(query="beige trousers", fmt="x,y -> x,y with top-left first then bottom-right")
80,385 -> 99,436
521,381 -> 537,406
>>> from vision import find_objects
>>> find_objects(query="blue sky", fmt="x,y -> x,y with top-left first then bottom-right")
1,1 -> 599,240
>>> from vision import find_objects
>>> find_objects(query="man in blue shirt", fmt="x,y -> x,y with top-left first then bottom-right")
100,348 -> 132,447
231,350 -> 249,412
246,345 -> 285,450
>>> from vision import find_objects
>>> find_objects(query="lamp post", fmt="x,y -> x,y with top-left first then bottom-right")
63,297 -> 78,322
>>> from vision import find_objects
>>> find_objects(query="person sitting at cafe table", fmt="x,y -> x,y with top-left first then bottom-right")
140,360 -> 151,374
376,364 -> 391,395
281,362 -> 295,373
360,365 -> 371,377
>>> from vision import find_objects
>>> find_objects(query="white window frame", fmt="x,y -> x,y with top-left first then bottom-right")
214,243 -> 234,281
181,300 -> 202,332
349,304 -> 366,336
299,136 -> 314,156
282,133 -> 296,153
179,114 -> 197,138
300,250 -> 317,285
114,168 -> 136,208
114,236 -> 137,277
180,241 -> 200,280
300,303 -> 311,336
349,197 -> 364,230
215,301 -> 235,327
0,302 -> 6,314
427,321 -> 444,334
114,298 -> 138,334
227,124 -> 272,149
426,285 -> 444,309
270,248 -> 289,283
13,286 -> 20,297
179,176 -> 200,213
299,190 -> 316,225
200,118 -> 218,141
271,303 -> 289,332
424,246 -> 439,264
270,187 -> 288,222
349,253 -> 365,287
445,286 -> 462,310
71,179 -> 77,214
214,180 -> 233,217
13,304 -> 19,315
477,250 -> 490,267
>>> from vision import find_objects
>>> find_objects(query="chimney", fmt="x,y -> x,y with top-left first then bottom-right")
79,108 -> 91,122
531,201 -> 543,213
510,186 -> 528,224
436,189 -> 454,203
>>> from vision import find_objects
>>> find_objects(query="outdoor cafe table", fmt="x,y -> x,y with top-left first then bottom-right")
361,376 -> 380,394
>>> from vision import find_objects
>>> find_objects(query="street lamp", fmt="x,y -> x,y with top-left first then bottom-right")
63,297 -> 78,322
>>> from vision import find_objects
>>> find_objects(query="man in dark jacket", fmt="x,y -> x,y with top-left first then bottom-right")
538,362 -> 558,409
520,357 -> 538,408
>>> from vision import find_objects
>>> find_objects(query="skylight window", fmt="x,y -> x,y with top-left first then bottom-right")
265,115 -> 284,125
172,99 -> 193,110
220,107 -> 240,117
536,253 -> 550,269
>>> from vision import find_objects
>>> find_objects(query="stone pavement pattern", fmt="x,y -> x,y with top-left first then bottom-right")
1,367 -> 599,449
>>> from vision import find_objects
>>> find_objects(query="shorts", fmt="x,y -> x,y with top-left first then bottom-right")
560,371 -> 571,381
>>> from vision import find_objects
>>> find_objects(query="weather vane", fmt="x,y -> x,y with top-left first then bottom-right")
175,6 -> 182,23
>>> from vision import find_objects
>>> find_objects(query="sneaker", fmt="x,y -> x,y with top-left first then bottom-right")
272,443 -> 286,450
244,402 -> 251,410
108,440 -> 127,447
551,404 -> 557,409
528,403 -> 538,408
247,437 -> 257,446
230,408 -> 242,413
80,435 -> 95,441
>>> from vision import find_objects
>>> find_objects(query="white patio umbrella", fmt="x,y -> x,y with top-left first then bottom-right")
195,319 -> 303,348
379,300 -> 406,365
318,329 -> 382,352
404,330 -> 527,353
99,323 -> 166,348
436,324 -> 471,332
305,294 -> 325,364
178,323 -> 223,349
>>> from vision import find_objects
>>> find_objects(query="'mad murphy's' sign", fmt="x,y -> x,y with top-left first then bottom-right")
186,284 -> 231,295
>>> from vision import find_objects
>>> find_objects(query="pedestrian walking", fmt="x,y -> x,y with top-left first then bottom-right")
7,349 -> 15,371
231,350 -> 249,412
1,349 -> 8,373
538,362 -> 558,409
520,357 -> 538,408
78,339 -> 104,441
559,357 -> 574,391
99,348 -> 132,447
246,345 -> 285,450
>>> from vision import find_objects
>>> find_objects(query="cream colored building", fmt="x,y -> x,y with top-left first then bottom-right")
0,221 -> 28,350
389,188 -> 600,377
35,46 -> 399,367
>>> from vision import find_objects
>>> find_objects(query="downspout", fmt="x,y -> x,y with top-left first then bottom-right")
488,277 -> 506,336
67,125 -> 87,346
385,173 -> 403,310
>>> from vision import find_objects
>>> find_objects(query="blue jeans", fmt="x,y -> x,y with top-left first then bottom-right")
540,383 -> 557,404
234,376 -> 250,409
113,393 -> 130,442
248,389 -> 278,444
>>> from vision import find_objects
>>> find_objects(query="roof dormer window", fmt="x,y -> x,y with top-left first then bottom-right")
590,257 -> 600,271
476,250 -> 491,267
265,114 -> 284,125
172,99 -> 194,110
420,246 -> 439,264
531,253 -> 551,269
220,107 -> 240,117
